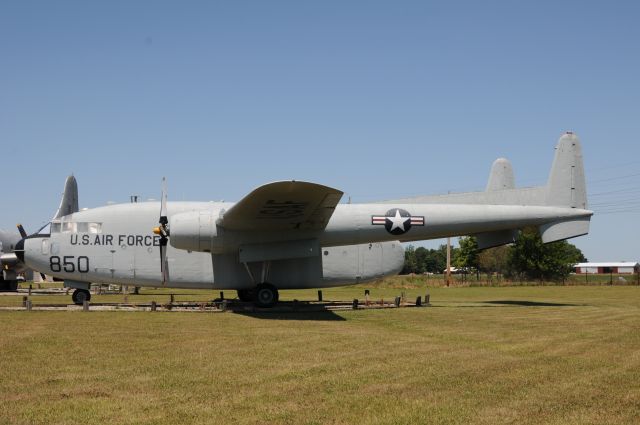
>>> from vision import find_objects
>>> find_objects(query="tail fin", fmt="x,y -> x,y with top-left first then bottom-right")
477,158 -> 518,249
539,132 -> 591,243
545,132 -> 587,209
53,175 -> 79,219
486,158 -> 515,191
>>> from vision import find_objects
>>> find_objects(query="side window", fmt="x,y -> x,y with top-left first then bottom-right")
51,222 -> 62,233
76,222 -> 89,233
88,223 -> 102,234
62,221 -> 77,233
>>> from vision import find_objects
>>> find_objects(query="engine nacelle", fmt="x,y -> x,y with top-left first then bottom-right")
169,210 -> 218,253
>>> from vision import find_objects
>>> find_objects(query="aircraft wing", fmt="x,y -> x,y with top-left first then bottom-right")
221,181 -> 343,231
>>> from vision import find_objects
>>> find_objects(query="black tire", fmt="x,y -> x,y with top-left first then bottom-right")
0,279 -> 18,292
72,289 -> 91,305
237,289 -> 255,303
254,283 -> 278,308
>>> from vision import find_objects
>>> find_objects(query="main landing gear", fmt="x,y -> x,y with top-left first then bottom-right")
255,283 -> 279,308
238,260 -> 279,308
237,283 -> 279,308
71,289 -> 91,305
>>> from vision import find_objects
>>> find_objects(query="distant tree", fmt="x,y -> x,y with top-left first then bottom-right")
401,244 -> 450,274
563,243 -> 587,263
506,227 -> 587,280
427,247 -> 447,273
478,245 -> 510,274
453,236 -> 479,271
402,245 -> 417,274
414,247 -> 429,274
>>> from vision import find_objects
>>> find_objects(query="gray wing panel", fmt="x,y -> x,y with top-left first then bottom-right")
221,181 -> 343,231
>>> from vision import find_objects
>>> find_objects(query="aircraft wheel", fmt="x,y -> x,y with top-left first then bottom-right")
72,289 -> 91,305
0,280 -> 18,292
237,289 -> 255,303
255,283 -> 278,308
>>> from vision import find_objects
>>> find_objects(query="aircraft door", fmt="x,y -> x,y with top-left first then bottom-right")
109,247 -> 135,283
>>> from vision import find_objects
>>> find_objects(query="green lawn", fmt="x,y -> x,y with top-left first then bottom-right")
1,283 -> 639,424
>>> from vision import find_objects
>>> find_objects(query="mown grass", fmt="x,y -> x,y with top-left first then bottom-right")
1,283 -> 639,424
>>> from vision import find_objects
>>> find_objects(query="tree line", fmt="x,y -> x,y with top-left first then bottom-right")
402,228 -> 587,281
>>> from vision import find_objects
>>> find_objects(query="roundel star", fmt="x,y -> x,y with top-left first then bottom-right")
371,208 -> 424,235
386,209 -> 411,234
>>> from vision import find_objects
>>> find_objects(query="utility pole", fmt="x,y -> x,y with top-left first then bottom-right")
445,190 -> 452,287
446,236 -> 451,287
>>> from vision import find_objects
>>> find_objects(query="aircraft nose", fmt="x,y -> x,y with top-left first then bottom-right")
14,238 -> 25,263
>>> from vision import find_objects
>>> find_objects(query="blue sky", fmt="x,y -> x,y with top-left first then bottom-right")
2,1 -> 639,261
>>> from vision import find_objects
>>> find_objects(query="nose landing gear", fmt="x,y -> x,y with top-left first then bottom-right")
71,289 -> 91,305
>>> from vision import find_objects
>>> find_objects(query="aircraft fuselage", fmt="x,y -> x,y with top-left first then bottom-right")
21,202 -> 410,290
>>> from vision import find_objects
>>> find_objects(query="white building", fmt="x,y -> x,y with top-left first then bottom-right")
574,262 -> 640,274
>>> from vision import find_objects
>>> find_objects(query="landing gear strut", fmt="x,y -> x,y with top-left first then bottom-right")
255,283 -> 279,308
71,289 -> 91,305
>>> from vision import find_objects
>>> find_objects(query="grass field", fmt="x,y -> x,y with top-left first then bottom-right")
1,281 -> 639,424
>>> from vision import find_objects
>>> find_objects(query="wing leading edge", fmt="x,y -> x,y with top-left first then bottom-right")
221,181 -> 343,232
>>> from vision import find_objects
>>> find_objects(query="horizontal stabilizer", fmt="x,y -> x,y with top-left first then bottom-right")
539,217 -> 591,243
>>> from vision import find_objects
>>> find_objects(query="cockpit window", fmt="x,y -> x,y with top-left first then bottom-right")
36,222 -> 51,235
52,221 -> 102,234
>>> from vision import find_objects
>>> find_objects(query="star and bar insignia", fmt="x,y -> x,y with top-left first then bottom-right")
371,208 -> 425,235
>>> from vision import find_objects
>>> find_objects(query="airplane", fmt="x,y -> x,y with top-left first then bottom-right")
0,228 -> 23,291
0,176 -> 80,291
15,133 -> 592,307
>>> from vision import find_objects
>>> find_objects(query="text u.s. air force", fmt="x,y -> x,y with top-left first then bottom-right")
70,234 -> 161,247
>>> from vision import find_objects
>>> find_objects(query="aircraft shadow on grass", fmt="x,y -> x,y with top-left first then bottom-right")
481,300 -> 582,307
233,309 -> 347,321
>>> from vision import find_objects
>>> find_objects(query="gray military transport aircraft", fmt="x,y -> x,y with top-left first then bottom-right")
15,133 -> 592,307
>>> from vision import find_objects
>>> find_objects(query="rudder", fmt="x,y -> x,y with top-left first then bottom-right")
53,175 -> 79,219
545,132 -> 587,209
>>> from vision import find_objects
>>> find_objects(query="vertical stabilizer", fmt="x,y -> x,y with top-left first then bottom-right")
486,158 -> 515,191
53,175 -> 79,219
545,132 -> 587,209
478,158 -> 518,248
